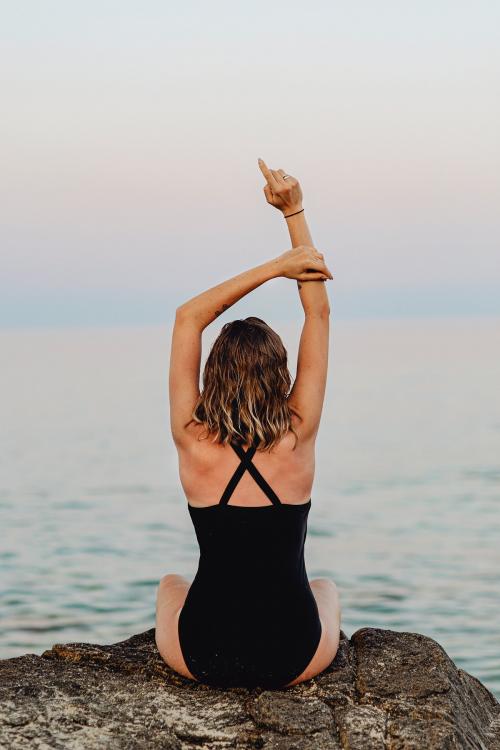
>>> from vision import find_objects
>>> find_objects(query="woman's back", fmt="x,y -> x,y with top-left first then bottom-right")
178,417 -> 315,509
176,427 -> 322,688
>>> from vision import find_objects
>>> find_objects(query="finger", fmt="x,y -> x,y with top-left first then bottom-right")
258,158 -> 280,189
271,169 -> 287,187
305,258 -> 334,279
297,272 -> 329,281
263,184 -> 274,203
319,261 -> 334,279
310,248 -> 325,260
302,245 -> 318,256
305,261 -> 333,279
312,257 -> 334,278
277,168 -> 296,185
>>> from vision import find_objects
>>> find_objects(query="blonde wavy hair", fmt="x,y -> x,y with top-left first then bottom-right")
186,317 -> 301,452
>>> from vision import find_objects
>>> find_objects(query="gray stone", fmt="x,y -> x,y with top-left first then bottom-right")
248,691 -> 333,734
0,627 -> 499,749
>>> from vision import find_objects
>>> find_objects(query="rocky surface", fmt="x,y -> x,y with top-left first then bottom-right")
1,627 -> 500,749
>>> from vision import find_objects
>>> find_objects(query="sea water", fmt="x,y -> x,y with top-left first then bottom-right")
1,318 -> 499,697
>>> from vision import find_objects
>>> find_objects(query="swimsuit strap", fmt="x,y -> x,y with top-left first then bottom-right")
219,437 -> 283,506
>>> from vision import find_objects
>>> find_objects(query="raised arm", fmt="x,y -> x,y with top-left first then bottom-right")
169,250 -> 332,446
258,158 -> 332,441
286,209 -> 330,441
170,259 -> 280,447
286,210 -> 330,316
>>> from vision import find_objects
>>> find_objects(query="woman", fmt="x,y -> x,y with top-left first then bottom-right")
155,158 -> 341,689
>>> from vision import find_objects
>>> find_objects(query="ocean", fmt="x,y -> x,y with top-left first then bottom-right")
1,317 -> 499,697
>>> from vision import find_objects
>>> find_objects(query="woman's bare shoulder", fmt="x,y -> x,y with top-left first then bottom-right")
176,417 -> 313,458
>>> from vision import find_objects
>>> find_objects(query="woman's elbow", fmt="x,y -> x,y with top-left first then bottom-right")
175,304 -> 204,329
175,304 -> 191,322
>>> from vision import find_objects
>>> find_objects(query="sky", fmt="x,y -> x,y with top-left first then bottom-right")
1,0 -> 499,327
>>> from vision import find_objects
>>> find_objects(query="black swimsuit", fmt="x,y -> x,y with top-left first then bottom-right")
177,436 -> 322,689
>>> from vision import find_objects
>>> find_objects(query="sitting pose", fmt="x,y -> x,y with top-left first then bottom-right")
155,158 -> 341,689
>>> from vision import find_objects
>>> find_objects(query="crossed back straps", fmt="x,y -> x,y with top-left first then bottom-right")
219,437 -> 282,507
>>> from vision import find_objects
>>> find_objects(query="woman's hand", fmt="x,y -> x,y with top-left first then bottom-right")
258,158 -> 303,215
276,245 -> 334,281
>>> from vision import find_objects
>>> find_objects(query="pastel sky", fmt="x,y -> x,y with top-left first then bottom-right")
2,1 -> 499,327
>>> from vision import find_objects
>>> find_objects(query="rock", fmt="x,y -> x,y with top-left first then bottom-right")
1,627 -> 499,749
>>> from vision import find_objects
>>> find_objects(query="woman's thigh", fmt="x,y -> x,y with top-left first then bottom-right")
284,577 -> 341,687
155,573 -> 198,681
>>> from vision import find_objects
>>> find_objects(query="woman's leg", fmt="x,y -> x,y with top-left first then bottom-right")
284,578 -> 341,687
155,573 -> 198,681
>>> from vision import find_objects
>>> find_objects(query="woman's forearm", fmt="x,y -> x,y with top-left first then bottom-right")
285,210 -> 314,247
285,211 -> 330,315
176,258 -> 282,330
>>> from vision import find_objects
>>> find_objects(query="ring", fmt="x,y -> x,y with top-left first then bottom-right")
282,174 -> 290,179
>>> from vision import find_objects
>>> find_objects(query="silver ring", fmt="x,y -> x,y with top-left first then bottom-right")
282,175 -> 290,180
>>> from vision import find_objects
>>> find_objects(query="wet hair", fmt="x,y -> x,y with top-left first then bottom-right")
186,317 -> 301,451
